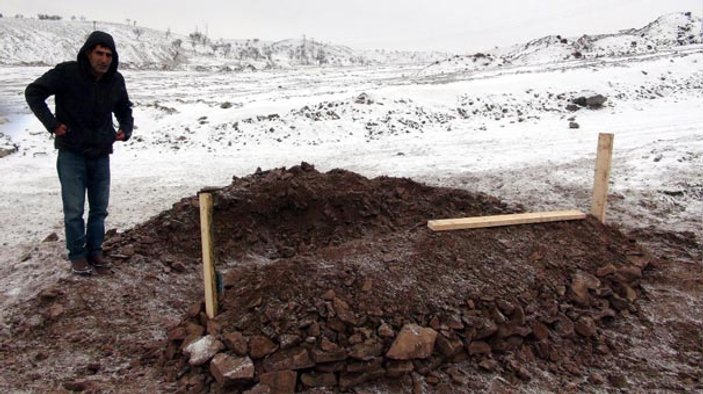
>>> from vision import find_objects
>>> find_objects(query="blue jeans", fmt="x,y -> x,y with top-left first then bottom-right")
56,150 -> 110,261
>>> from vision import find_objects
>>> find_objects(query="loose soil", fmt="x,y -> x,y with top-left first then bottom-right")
0,163 -> 700,393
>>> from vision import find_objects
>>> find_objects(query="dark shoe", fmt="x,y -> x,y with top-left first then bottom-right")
71,257 -> 93,275
87,254 -> 111,268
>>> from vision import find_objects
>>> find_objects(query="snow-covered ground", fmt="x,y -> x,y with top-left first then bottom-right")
0,19 -> 702,319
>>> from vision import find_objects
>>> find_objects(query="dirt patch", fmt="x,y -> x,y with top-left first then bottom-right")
0,163 -> 700,393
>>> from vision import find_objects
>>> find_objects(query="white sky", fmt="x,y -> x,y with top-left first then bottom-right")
2,0 -> 702,51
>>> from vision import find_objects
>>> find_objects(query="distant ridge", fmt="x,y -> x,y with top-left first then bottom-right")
418,12 -> 702,77
0,18 -> 448,70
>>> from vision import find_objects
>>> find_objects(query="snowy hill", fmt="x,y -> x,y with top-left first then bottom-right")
0,18 -> 449,70
418,12 -> 702,76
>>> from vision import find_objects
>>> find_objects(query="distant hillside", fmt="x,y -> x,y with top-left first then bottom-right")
0,18 -> 449,70
418,12 -> 703,77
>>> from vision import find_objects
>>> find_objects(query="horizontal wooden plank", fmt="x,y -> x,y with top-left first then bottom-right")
427,210 -> 586,231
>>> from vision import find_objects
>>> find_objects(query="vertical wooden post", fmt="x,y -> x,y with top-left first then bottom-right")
199,192 -> 218,319
591,133 -> 614,223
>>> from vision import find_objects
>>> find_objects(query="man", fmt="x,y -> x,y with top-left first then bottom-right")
25,31 -> 133,275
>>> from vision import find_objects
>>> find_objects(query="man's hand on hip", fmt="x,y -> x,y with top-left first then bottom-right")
54,124 -> 68,137
116,130 -> 126,141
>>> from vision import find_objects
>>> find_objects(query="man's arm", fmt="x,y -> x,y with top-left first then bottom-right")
113,77 -> 134,142
25,67 -> 63,134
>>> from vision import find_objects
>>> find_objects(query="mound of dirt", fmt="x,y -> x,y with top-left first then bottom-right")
96,163 -> 651,393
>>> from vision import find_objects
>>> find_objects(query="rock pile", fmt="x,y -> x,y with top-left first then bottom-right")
104,163 -> 651,392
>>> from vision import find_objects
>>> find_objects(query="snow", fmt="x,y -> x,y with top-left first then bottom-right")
0,13 -> 701,324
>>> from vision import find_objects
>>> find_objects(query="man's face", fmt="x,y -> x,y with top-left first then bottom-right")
87,44 -> 112,78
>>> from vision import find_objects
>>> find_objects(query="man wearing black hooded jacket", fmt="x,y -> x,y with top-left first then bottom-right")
26,31 -> 133,275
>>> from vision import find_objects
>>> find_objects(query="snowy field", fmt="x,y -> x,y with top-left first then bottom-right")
0,43 -> 701,312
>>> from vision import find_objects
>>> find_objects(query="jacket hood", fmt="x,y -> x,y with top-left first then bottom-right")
78,31 -> 119,78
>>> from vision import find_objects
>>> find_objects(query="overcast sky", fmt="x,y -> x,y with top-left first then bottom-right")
3,0 -> 701,52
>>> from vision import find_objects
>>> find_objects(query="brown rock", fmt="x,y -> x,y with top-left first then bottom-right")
349,340 -> 384,361
467,341 -> 491,355
429,316 -> 441,330
617,265 -> 642,282
596,264 -> 617,277
609,294 -> 630,311
496,299 -> 515,315
259,370 -> 297,394
311,348 -> 347,363
47,303 -> 65,320
386,324 -> 438,360
435,333 -> 463,357
498,322 -> 531,338
333,297 -> 358,325
554,314 -> 575,337
511,305 -> 526,325
447,315 -> 464,330
478,358 -> 498,371
531,321 -> 550,341
378,321 -> 395,338
321,289 -> 336,300
386,360 -> 414,377
278,334 -> 302,350
315,361 -> 346,373
249,335 -> 277,359
243,384 -> 272,394
627,254 -> 651,268
206,320 -> 222,335
575,316 -> 597,337
263,347 -> 314,371
589,372 -> 606,385
571,271 -> 600,305
463,316 -> 498,340
361,278 -> 373,292
347,357 -> 383,373
223,331 -> 248,355
63,380 -> 92,392
209,354 -> 255,385
301,372 -> 337,388
339,370 -> 385,391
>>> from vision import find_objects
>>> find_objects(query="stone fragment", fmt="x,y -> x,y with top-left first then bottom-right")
386,360 -> 414,377
617,265 -> 642,282
263,347 -> 314,371
378,321 -> 395,338
249,336 -> 277,359
575,316 -> 597,337
339,370 -> 385,391
531,320 -> 550,341
347,357 -> 383,373
554,314 -> 575,338
349,340 -> 384,361
223,331 -> 248,355
386,324 -> 438,360
333,297 -> 358,325
209,354 -> 255,385
301,372 -> 337,388
467,341 -> 491,355
478,358 -> 498,371
596,264 -> 617,277
435,333 -> 463,357
463,316 -> 498,339
259,370 -> 297,394
311,348 -> 347,363
571,271 -> 600,306
183,335 -> 224,366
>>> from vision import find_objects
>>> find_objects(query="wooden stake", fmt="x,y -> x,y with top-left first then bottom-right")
591,133 -> 614,223
428,210 -> 586,231
199,192 -> 218,319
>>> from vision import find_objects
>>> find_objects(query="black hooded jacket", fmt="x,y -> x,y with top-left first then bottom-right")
25,31 -> 133,158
